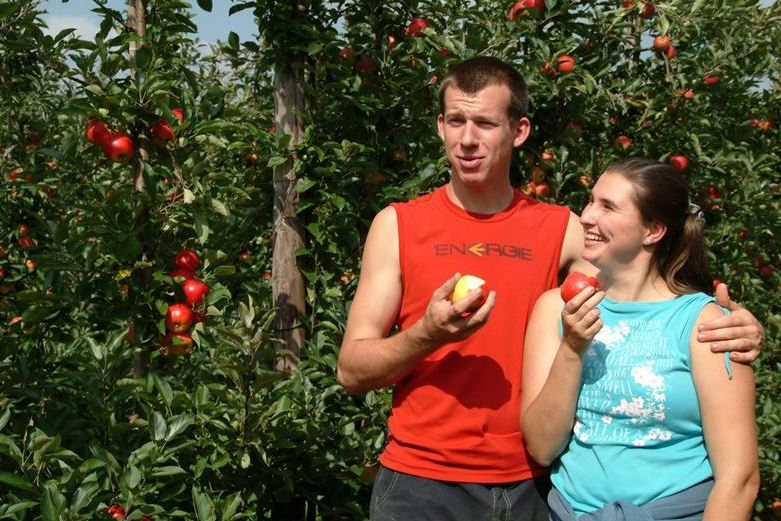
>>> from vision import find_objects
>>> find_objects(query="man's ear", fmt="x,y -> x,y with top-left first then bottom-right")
513,117 -> 532,148
437,114 -> 445,142
644,220 -> 667,246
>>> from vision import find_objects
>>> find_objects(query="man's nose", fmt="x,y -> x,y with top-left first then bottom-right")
460,121 -> 478,147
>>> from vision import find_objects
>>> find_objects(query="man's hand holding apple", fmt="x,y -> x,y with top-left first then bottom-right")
414,272 -> 496,348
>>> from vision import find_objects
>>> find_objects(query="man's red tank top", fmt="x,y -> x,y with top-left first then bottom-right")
380,185 -> 570,483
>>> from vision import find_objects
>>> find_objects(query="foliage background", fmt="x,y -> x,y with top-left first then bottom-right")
0,0 -> 779,519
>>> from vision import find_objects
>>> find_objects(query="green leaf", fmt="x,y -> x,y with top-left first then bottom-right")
165,414 -> 194,442
267,155 -> 288,167
121,465 -> 142,490
152,372 -> 173,407
210,198 -> 229,216
228,31 -> 240,51
151,465 -> 188,477
193,487 -> 216,521
296,177 -> 317,193
152,412 -> 167,441
0,434 -> 23,463
195,212 -> 211,244
221,493 -> 243,520
40,483 -> 66,521
71,480 -> 100,512
238,298 -> 255,328
197,0 -> 213,11
86,337 -> 104,361
0,472 -> 36,492
134,46 -> 152,68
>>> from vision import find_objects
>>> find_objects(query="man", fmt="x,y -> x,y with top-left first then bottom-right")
336,56 -> 763,521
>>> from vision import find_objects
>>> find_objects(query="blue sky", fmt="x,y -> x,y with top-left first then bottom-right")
41,0 -> 256,45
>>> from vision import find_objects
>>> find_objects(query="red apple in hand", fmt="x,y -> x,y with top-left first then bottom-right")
560,271 -> 600,302
182,278 -> 209,306
450,275 -> 491,311
102,133 -> 135,163
165,303 -> 194,333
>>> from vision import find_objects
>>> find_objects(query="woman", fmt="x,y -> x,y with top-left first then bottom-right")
520,159 -> 758,520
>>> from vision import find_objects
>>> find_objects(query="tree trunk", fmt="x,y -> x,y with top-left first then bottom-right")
127,0 -> 151,379
272,59 -> 306,374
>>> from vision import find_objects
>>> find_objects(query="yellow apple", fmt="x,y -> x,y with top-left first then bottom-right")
450,275 -> 490,311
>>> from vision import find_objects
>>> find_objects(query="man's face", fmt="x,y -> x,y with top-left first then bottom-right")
437,84 -> 529,188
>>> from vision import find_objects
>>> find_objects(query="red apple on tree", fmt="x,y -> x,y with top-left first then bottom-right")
556,55 -> 576,73
614,135 -> 633,150
641,2 -> 655,18
0,266 -> 6,280
669,155 -> 689,172
338,47 -> 354,61
150,120 -> 175,145
165,303 -> 194,333
703,75 -> 720,85
509,0 -> 545,20
534,181 -> 550,197
355,54 -> 376,74
18,236 -> 34,249
8,167 -> 23,181
666,46 -> 677,59
102,133 -> 135,163
174,249 -> 200,274
405,17 -> 429,37
182,278 -> 209,306
653,35 -> 671,52
150,108 -> 183,147
85,119 -> 111,145
161,331 -> 193,356
560,271 -> 600,302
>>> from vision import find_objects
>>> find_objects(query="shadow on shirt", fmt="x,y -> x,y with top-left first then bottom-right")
412,350 -> 512,409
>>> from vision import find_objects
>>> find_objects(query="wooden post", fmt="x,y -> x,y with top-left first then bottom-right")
127,0 -> 151,379
272,58 -> 306,374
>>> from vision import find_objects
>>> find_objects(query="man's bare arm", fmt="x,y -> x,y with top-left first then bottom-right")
337,206 -> 495,394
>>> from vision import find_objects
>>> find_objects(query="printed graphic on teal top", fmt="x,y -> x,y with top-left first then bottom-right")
551,292 -> 730,516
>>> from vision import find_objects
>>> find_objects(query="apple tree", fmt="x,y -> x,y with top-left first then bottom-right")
0,0 -> 779,519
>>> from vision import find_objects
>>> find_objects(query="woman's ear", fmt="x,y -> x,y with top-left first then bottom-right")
643,220 -> 667,246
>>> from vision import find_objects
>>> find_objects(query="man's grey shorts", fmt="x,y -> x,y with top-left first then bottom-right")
370,465 -> 551,521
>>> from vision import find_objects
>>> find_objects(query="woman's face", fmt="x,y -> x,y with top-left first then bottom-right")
579,172 -> 652,269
